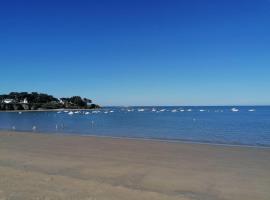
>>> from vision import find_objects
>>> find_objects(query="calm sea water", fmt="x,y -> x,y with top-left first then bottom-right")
0,106 -> 270,147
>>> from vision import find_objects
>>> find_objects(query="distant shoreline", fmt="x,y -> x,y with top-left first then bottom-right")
0,92 -> 100,111
0,108 -> 100,113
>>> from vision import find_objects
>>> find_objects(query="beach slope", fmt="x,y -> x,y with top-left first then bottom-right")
0,131 -> 269,200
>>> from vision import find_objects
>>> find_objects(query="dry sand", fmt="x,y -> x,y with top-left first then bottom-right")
0,131 -> 269,200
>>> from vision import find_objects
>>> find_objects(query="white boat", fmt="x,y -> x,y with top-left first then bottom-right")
159,109 -> 166,112
68,111 -> 74,115
171,109 -> 177,112
180,109 -> 185,112
152,108 -> 156,112
85,112 -> 90,115
74,111 -> 79,114
187,109 -> 192,112
138,109 -> 144,112
231,108 -> 239,112
248,109 -> 255,112
109,110 -> 114,113
199,109 -> 205,112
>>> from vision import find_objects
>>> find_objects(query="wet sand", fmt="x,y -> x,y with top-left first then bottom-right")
0,131 -> 269,200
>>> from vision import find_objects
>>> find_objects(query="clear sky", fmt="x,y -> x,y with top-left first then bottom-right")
0,0 -> 269,106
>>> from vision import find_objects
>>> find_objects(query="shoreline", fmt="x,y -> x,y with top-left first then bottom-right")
0,130 -> 270,200
3,129 -> 270,149
0,108 -> 101,112
2,129 -> 270,149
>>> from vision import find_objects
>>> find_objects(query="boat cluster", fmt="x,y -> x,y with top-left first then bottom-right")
55,110 -> 115,115
124,108 -> 255,113
52,107 -> 256,116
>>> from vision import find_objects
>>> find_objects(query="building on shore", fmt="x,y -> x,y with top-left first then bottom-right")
2,99 -> 15,104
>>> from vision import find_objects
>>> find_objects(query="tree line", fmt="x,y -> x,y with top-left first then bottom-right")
0,92 -> 100,111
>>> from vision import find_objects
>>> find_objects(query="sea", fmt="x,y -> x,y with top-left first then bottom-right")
0,106 -> 270,147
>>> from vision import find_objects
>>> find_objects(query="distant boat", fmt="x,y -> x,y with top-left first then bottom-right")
18,112 -> 22,114
231,108 -> 239,112
109,110 -> 114,113
159,109 -> 166,112
57,111 -> 61,114
248,109 -> 255,112
85,112 -> 90,115
199,109 -> 205,112
104,111 -> 109,114
180,109 -> 185,112
187,109 -> 192,112
152,108 -> 156,112
171,109 -> 177,112
68,111 -> 74,115
74,111 -> 79,114
138,109 -> 144,112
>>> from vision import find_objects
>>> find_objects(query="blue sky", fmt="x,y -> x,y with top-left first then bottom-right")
0,0 -> 269,106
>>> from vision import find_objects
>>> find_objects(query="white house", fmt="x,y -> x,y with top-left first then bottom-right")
23,98 -> 28,104
58,98 -> 64,104
19,98 -> 28,104
3,99 -> 15,104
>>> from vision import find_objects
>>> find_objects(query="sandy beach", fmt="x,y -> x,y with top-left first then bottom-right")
0,131 -> 269,200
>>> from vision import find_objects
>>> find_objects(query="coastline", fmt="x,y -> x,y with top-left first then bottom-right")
5,129 -> 270,149
0,108 -> 100,112
1,131 -> 270,200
